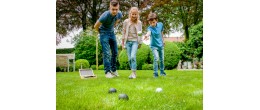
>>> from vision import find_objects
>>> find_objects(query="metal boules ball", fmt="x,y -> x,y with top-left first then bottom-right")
118,94 -> 129,100
108,88 -> 117,93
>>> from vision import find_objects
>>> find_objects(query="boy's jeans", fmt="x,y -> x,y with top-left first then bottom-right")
151,47 -> 165,76
126,41 -> 138,71
99,32 -> 118,74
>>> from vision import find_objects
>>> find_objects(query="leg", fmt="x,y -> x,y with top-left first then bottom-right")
130,41 -> 138,71
99,33 -> 111,74
151,47 -> 159,77
126,41 -> 133,69
129,41 -> 138,79
158,47 -> 166,75
109,33 -> 118,72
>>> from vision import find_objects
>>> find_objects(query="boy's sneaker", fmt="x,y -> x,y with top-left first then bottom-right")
105,72 -> 115,78
111,71 -> 119,77
129,73 -> 136,79
160,72 -> 166,76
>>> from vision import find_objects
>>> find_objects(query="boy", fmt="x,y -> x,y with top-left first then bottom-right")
144,12 -> 166,78
94,0 -> 122,78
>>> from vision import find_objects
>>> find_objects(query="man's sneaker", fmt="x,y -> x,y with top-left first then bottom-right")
105,72 -> 115,78
129,73 -> 136,79
111,71 -> 119,77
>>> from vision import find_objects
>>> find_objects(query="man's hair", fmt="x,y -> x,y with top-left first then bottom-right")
110,0 -> 119,6
147,12 -> 157,21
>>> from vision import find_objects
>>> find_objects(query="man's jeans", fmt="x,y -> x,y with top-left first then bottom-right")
99,32 -> 118,74
151,47 -> 165,76
126,41 -> 138,71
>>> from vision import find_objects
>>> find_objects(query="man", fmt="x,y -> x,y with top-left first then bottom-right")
94,0 -> 122,78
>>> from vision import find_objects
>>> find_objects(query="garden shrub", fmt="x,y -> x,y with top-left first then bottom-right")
90,65 -> 96,70
74,31 -> 103,66
75,59 -> 90,71
142,64 -> 153,70
118,49 -> 130,70
136,44 -> 151,69
98,65 -> 104,70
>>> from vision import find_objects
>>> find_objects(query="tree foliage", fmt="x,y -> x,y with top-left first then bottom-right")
56,0 -> 109,45
147,0 -> 203,39
73,31 -> 102,66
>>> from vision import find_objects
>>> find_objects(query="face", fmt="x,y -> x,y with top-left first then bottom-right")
130,10 -> 138,21
110,5 -> 119,16
149,18 -> 157,27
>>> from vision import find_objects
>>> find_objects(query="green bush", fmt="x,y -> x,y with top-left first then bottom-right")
179,21 -> 203,61
142,64 -> 153,70
75,59 -> 90,71
74,31 -> 103,66
90,65 -> 96,70
98,65 -> 104,70
136,44 -> 151,70
118,49 -> 130,70
56,48 -> 74,54
56,67 -> 61,72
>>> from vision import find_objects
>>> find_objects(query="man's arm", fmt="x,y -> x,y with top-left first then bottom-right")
94,21 -> 102,33
114,19 -> 120,27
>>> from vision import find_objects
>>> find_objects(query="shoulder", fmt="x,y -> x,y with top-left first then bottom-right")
117,11 -> 123,18
137,20 -> 142,24
100,11 -> 110,18
124,19 -> 129,22
123,19 -> 130,24
158,22 -> 163,27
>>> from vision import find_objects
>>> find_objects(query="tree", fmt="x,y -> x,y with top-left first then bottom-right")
73,31 -> 103,66
145,0 -> 203,40
56,0 -> 108,45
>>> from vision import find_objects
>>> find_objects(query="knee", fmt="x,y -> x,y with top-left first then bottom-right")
130,56 -> 136,62
154,57 -> 159,62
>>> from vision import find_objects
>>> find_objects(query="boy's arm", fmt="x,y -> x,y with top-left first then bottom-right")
94,21 -> 102,33
144,31 -> 151,40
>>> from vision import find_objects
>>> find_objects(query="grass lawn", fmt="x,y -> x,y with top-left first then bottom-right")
56,70 -> 203,110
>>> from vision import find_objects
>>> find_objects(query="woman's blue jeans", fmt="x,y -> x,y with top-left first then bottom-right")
126,41 -> 138,71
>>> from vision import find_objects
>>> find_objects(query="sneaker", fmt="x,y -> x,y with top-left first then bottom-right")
129,73 -> 136,79
160,72 -> 166,76
154,73 -> 159,78
105,72 -> 115,78
111,71 -> 119,77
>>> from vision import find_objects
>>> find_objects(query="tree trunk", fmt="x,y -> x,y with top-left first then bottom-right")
184,25 -> 189,41
82,11 -> 87,31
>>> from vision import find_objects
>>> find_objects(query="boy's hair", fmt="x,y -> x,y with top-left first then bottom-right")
110,0 -> 119,6
147,12 -> 157,21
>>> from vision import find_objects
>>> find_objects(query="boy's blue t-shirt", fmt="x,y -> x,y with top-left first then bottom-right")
98,10 -> 122,32
147,22 -> 164,48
